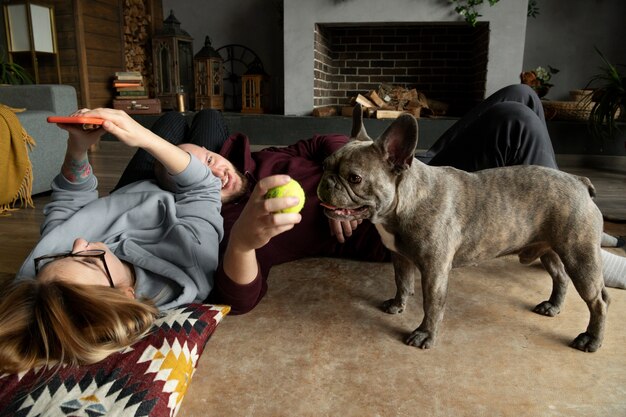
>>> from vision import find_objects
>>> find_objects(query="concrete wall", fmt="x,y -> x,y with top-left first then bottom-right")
523,0 -> 626,101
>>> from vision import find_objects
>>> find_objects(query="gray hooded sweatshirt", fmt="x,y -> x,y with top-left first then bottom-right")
16,155 -> 223,311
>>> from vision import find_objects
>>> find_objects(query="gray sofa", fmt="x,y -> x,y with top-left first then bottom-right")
0,84 -> 78,194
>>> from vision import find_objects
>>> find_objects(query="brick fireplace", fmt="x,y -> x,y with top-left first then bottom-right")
284,0 -> 528,116
313,23 -> 489,116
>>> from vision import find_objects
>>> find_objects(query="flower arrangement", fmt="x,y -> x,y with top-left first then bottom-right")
520,65 -> 560,98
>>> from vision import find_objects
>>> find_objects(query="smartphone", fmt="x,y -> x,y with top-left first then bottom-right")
47,116 -> 104,131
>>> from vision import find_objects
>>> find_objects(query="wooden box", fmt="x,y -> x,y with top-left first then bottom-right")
113,98 -> 162,115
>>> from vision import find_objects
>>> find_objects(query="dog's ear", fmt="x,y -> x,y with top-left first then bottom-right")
351,104 -> 371,142
377,114 -> 418,173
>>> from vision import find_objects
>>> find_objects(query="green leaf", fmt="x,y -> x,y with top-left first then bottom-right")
0,47 -> 34,84
584,47 -> 625,141
450,0 -> 499,26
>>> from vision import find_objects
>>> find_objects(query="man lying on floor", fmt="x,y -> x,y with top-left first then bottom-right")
115,84 -> 626,315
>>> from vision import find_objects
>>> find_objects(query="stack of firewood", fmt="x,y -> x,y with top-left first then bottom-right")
313,84 -> 449,119
123,0 -> 152,79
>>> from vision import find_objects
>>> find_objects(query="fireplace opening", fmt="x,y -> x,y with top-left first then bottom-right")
313,22 -> 490,117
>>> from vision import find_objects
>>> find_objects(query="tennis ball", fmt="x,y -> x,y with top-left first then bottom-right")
265,179 -> 305,213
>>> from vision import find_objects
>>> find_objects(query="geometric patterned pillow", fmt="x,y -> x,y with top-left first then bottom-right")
0,303 -> 230,417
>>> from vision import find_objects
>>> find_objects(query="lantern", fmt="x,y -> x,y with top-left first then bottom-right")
241,58 -> 270,114
151,10 -> 194,110
194,36 -> 223,111
3,0 -> 61,83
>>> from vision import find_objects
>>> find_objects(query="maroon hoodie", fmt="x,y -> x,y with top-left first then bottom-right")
210,133 -> 389,313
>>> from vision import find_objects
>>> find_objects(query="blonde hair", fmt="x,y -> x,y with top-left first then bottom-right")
0,279 -> 159,373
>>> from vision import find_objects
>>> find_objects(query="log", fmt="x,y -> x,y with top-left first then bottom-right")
341,106 -> 355,117
426,98 -> 450,116
375,110 -> 409,119
406,107 -> 422,118
312,106 -> 338,117
355,94 -> 376,108
367,90 -> 386,107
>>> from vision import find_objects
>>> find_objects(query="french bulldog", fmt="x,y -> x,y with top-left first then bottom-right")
317,104 -> 609,352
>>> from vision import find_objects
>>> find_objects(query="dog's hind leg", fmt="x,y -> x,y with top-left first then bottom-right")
382,252 -> 416,314
533,249 -> 569,317
561,248 -> 609,352
569,286 -> 610,352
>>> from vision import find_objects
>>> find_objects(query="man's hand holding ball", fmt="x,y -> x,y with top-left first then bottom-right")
264,179 -> 305,213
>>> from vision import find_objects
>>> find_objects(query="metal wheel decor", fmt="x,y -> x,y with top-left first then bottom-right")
216,44 -> 264,111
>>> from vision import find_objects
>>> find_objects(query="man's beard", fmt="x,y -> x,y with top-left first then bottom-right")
222,170 -> 249,204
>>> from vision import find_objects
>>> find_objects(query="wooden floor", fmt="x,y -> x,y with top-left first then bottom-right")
1,141 -> 625,285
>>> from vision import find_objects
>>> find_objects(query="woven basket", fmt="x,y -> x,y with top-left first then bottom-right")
569,89 -> 595,102
541,99 -> 594,121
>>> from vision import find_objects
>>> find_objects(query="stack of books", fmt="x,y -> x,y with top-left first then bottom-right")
113,71 -> 148,99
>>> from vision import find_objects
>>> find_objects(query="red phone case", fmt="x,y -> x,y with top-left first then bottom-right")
47,116 -> 104,125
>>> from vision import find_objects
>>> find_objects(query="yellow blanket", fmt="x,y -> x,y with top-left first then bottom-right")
0,104 -> 36,215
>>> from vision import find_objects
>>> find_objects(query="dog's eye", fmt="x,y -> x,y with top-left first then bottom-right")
348,174 -> 362,184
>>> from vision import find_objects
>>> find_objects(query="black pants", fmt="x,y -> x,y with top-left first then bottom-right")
114,84 -> 558,190
114,109 -> 229,190
418,84 -> 558,171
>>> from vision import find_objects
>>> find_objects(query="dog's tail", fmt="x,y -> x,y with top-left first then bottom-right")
577,176 -> 596,198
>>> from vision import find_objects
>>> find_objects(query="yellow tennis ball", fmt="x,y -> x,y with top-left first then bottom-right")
265,179 -> 305,213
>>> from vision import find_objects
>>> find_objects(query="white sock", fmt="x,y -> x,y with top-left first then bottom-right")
601,232 -> 619,247
602,249 -> 626,289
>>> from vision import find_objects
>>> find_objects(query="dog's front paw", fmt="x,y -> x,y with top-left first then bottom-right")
405,330 -> 436,349
570,332 -> 601,352
533,301 -> 561,317
381,299 -> 405,314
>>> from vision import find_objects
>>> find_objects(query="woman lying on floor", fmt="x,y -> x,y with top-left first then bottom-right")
0,108 -> 223,373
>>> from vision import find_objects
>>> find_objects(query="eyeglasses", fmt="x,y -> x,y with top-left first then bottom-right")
34,249 -> 115,288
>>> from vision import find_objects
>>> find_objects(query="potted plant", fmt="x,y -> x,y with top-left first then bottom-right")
450,0 -> 502,26
520,65 -> 559,98
584,47 -> 626,141
0,47 -> 33,85
450,0 -> 540,26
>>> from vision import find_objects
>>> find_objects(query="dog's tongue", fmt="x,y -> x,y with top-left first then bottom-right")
320,202 -> 366,217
